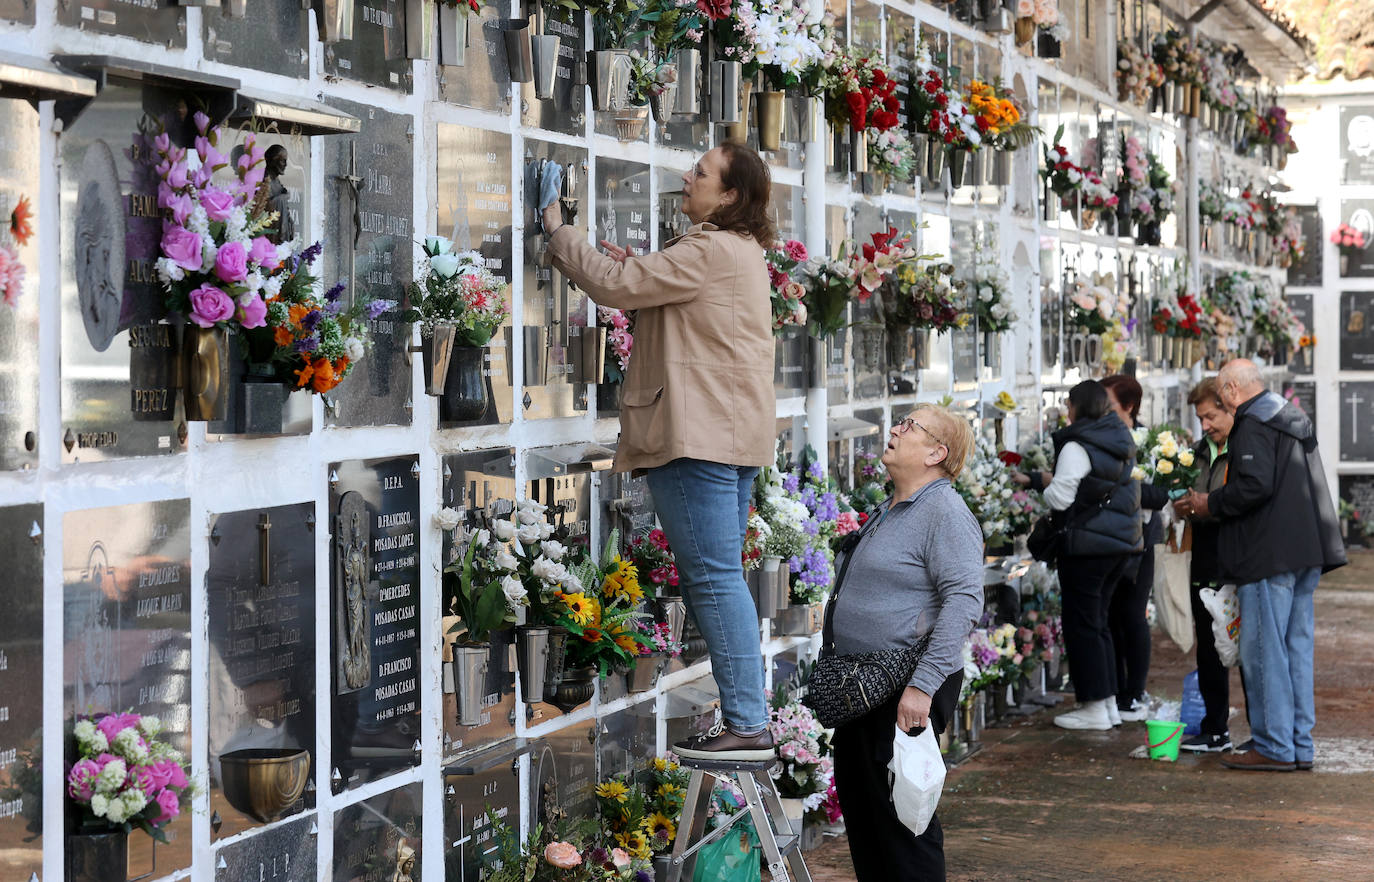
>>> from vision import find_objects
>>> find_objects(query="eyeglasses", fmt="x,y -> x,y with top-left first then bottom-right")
686,160 -> 711,181
895,417 -> 947,449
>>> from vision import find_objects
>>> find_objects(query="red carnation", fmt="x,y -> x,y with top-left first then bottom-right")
998,451 -> 1023,467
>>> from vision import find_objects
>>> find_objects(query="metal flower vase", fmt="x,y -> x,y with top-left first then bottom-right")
990,149 -> 1012,185
1014,16 -> 1034,44
405,0 -> 435,59
532,34 -> 562,100
451,643 -> 490,726
656,595 -> 687,644
548,664 -> 596,712
850,127 -> 869,174
66,830 -> 128,882
923,136 -> 945,188
314,0 -> 355,42
709,60 -> 742,123
948,148 -> 967,188
438,3 -> 468,66
515,625 -> 551,703
182,324 -> 229,421
421,324 -> 458,396
218,748 -> 312,823
722,78 -> 753,142
649,63 -> 679,123
627,652 -> 665,693
503,20 -> 535,83
778,602 -> 822,636
757,557 -> 784,618
757,90 -> 786,151
673,49 -> 701,116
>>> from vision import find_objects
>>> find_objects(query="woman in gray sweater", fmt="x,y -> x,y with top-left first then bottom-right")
830,405 -> 985,882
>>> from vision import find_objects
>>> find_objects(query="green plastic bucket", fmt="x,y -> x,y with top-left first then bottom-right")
1146,720 -> 1185,761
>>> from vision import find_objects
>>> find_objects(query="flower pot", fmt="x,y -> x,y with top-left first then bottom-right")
992,684 -> 1010,719
314,0 -> 355,42
129,321 -> 179,422
405,0 -> 434,59
506,325 -> 548,386
532,34 -> 561,100
779,797 -> 806,834
219,748 -> 311,824
544,626 -> 569,690
802,96 -> 826,143
548,664 -> 596,713
1188,84 -> 1201,118
66,830 -> 127,882
723,78 -> 753,142
982,5 -> 1012,34
757,90 -> 786,152
627,652 -> 665,693
568,326 -> 606,385
515,625 -> 551,704
777,602 -> 823,636
673,49 -> 701,116
1149,334 -> 1164,366
967,149 -> 985,186
1036,31 -> 1060,58
709,59 -> 742,123
948,148 -> 967,188
614,105 -> 649,141
990,149 -> 1012,186
1014,16 -> 1034,45
450,643 -> 490,726
923,136 -> 945,188
181,324 -> 229,421
438,4 -> 467,66
656,595 -> 687,644
442,345 -> 489,422
421,323 -> 459,396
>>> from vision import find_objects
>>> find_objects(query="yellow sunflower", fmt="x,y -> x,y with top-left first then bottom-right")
560,592 -> 596,627
616,829 -> 652,861
651,757 -> 679,773
596,780 -> 629,803
643,812 -> 676,843
611,627 -> 638,654
601,557 -> 644,605
655,782 -> 684,802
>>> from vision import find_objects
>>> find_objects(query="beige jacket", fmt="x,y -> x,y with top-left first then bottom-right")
547,222 -> 776,474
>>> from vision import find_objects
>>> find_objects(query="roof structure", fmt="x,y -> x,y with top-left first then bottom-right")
1263,0 -> 1374,81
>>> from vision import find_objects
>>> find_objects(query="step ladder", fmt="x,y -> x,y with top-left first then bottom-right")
663,757 -> 813,882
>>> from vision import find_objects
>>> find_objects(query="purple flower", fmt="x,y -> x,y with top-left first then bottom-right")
294,335 -> 320,353
302,309 -> 322,331
95,712 -> 141,742
324,281 -> 346,302
160,224 -> 203,272
67,758 -> 101,801
636,872 -> 653,882
807,462 -> 824,480
213,240 -> 249,283
366,298 -> 397,319
192,111 -> 210,135
782,474 -> 801,493
298,241 -> 323,266
200,187 -> 235,223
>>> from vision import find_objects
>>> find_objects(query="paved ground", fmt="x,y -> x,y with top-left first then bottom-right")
806,549 -> 1374,882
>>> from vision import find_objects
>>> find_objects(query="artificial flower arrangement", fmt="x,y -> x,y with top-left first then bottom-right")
844,450 -> 891,520
479,799 -> 653,882
1,194 -> 30,308
972,263 -> 1015,333
742,507 -> 769,571
1143,149 -> 1175,228
1129,426 -> 1198,499
67,713 -> 193,842
955,437 -> 1045,548
1150,289 -> 1204,339
1076,138 -> 1120,212
1251,105 -> 1297,156
630,618 -> 684,662
627,528 -> 678,596
765,239 -> 810,333
1221,188 -> 1259,232
1117,40 -> 1164,107
1099,315 -> 1137,374
1331,223 -> 1367,258
493,498 -> 587,630
819,45 -> 898,134
1065,273 -> 1130,335
868,127 -> 918,181
402,236 -> 508,345
595,756 -> 691,860
1209,270 -> 1259,340
1121,134 -> 1148,197
966,79 -> 1036,153
1196,37 -> 1239,114
768,686 -> 835,819
1042,132 -> 1087,201
887,257 -> 969,334
1250,277 -> 1305,356
796,228 -> 918,338
1273,209 -> 1305,268
441,516 -> 528,645
753,463 -> 837,604
562,530 -> 655,676
1152,30 -> 1202,89
598,305 -> 634,384
1197,180 -> 1225,227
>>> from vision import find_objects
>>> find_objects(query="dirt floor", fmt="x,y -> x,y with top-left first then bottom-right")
805,549 -> 1374,882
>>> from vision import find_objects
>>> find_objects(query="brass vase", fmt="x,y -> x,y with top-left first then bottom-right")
218,748 -> 311,824
181,324 -> 229,421
756,89 -> 786,151
1014,16 -> 1034,44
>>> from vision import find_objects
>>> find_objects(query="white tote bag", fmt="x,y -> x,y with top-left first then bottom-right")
887,725 -> 945,836
1152,544 -> 1194,653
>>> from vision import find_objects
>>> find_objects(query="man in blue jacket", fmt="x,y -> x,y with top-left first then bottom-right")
1184,359 -> 1346,771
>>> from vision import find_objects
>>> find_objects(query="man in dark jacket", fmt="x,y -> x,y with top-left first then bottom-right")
1186,360 -> 1346,772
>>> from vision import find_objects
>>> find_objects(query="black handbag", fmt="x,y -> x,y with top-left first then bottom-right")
1026,514 -> 1064,562
803,515 -> 933,729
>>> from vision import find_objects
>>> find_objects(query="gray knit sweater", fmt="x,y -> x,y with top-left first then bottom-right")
829,478 -> 985,695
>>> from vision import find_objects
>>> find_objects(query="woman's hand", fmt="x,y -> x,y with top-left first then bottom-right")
1011,471 -> 1032,487
599,240 -> 632,264
896,686 -> 934,734
541,203 -> 561,234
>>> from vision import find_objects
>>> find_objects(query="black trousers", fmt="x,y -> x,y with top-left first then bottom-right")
1190,581 -> 1249,736
1058,554 -> 1129,702
833,671 -> 963,882
1110,549 -> 1154,707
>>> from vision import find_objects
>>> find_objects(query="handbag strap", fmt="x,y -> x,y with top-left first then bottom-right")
819,503 -> 891,656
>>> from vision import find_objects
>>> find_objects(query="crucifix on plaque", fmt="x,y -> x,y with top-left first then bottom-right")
1347,390 -> 1365,446
335,141 -> 365,250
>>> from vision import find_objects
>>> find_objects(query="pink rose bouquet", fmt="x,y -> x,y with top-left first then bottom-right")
765,239 -> 810,333
67,711 -> 193,842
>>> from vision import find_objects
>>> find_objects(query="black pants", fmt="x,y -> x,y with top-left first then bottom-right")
1110,550 -> 1154,707
1190,581 -> 1249,737
1058,554 -> 1128,702
833,671 -> 963,882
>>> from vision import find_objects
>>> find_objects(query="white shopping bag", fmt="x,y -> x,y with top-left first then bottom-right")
887,724 -> 945,836
1152,544 -> 1194,653
1198,584 -> 1241,667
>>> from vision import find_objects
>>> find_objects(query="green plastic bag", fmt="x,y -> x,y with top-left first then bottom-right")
692,829 -> 762,882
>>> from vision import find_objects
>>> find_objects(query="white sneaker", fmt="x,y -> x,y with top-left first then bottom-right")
1054,699 -> 1114,731
1118,698 -> 1150,722
1107,700 -> 1122,727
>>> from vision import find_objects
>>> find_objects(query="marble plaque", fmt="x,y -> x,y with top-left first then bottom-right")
324,0 -> 413,92
443,745 -> 526,881
1339,291 -> 1374,371
532,726 -> 596,823
436,124 -> 514,428
330,455 -> 422,791
0,503 -> 42,881
0,100 -> 40,470
1339,475 -> 1374,524
214,813 -> 318,882
521,140 -> 588,420
597,706 -> 655,781
332,783 -> 422,882
323,100 -> 415,428
1286,205 -> 1322,287
63,499 -> 192,878
519,10 -> 587,136
1338,382 -> 1374,463
1340,105 -> 1374,186
1286,293 -> 1313,377
851,299 -> 884,400
1339,199 -> 1374,277
57,0 -> 186,46
207,503 -> 317,838
586,157 -> 652,406
599,471 -> 655,552
1282,381 -> 1316,428
203,1 -> 309,77
0,0 -> 33,23
439,0 -> 513,113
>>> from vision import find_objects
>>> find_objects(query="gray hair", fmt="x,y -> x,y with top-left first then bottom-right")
1219,358 -> 1261,390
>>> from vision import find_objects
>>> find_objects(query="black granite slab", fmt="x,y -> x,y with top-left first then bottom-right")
324,0 -> 413,92
438,0 -> 512,113
1340,290 -> 1374,371
203,1 -> 309,78
442,743 -> 527,881
332,783 -> 422,882
57,0 -> 186,46
0,502 -> 42,880
214,812 -> 318,882
1338,381 -> 1374,462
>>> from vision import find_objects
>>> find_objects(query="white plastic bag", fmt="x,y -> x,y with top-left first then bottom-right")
1152,544 -> 1194,653
887,725 -> 945,836
1198,584 -> 1241,667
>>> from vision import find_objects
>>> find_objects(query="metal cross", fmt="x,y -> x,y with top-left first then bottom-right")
334,141 -> 365,249
1347,390 -> 1366,446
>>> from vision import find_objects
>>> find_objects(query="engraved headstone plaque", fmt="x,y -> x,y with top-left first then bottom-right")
1282,381 -> 1316,427
519,9 -> 587,135
443,744 -> 527,881
1340,291 -> 1374,371
203,1 -> 310,77
0,99 -> 40,471
214,813 -> 317,882
331,783 -> 421,882
58,0 -> 186,46
1286,205 -> 1322,287
0,502 -> 43,881
1339,475 -> 1374,526
597,706 -> 655,781
0,0 -> 33,24
439,0 -> 513,113
63,499 -> 192,878
329,455 -> 422,791
1339,199 -> 1374,277
537,725 -> 597,820
1340,105 -> 1374,186
436,124 -> 514,428
1338,381 -> 1374,463
323,101 -> 415,428
1286,293 -> 1313,377
324,0 -> 413,92
207,503 -> 317,838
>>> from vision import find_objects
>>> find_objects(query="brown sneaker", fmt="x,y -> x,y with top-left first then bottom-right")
674,721 -> 776,763
1296,760 -> 1313,771
1221,748 -> 1296,772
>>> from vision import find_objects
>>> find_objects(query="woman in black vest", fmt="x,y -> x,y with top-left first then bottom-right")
1014,380 -> 1142,730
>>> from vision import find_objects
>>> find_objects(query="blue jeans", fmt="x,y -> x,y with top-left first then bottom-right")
646,458 -> 766,733
1237,568 -> 1319,763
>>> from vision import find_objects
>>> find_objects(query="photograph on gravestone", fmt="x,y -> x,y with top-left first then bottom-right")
1286,205 -> 1322,287
1338,381 -> 1374,463
329,455 -> 422,792
0,503 -> 43,882
435,124 -> 514,429
213,812 -> 317,882
0,98 -> 39,471
207,503 -> 317,839
203,1 -> 310,78
1339,199 -> 1374,277
1339,475 -> 1374,529
323,100 -> 414,428
440,451 -> 518,759
519,5 -> 588,135
439,0 -> 513,113
1341,105 -> 1374,186
1286,293 -> 1313,376
1282,381 -> 1316,428
1339,291 -> 1374,371
63,499 -> 193,879
324,0 -> 413,92
57,0 -> 186,45
521,140 -> 588,420
331,782 -> 422,882
442,744 -> 527,882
